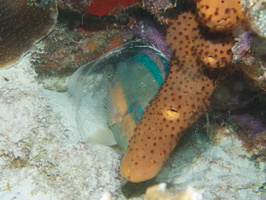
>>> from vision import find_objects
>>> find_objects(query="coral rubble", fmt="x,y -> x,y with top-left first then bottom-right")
0,0 -> 57,68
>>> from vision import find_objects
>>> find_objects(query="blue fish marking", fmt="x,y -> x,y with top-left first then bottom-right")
133,53 -> 164,85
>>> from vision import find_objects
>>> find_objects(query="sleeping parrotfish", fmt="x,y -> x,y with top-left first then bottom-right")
68,41 -> 169,151
106,51 -> 169,150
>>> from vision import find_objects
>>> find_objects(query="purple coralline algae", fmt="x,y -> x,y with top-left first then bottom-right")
232,30 -> 255,65
128,19 -> 173,59
233,113 -> 266,138
232,110 -> 266,160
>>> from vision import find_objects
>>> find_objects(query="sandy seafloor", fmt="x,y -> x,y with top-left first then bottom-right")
0,56 -> 265,200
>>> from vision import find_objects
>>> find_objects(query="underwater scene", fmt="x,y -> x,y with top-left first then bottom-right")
0,0 -> 265,199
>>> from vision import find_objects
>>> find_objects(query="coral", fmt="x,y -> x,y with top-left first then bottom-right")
195,0 -> 245,31
0,0 -> 57,68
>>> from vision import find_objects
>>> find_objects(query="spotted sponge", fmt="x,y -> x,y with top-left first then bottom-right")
195,0 -> 245,31
120,13 -> 218,183
0,0 -> 57,68
194,33 -> 234,68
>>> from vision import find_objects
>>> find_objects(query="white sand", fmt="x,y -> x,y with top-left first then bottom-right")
0,56 -> 265,200
0,57 -> 125,200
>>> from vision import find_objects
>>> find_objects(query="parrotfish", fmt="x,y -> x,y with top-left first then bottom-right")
68,41 -> 169,150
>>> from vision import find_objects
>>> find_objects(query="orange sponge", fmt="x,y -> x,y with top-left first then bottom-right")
120,13 -> 218,182
195,0 -> 245,31
194,34 -> 234,68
